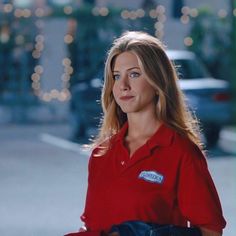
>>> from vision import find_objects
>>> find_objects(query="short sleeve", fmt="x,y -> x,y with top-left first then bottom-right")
177,144 -> 226,233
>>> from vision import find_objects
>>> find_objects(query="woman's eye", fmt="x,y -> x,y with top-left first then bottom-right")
113,74 -> 120,80
129,72 -> 140,78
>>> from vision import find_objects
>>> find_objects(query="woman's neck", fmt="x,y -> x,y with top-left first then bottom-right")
124,113 -> 161,157
126,112 -> 161,139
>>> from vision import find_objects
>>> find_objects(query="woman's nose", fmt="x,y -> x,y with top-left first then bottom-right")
119,75 -> 130,91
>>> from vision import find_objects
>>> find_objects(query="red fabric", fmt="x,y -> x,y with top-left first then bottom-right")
81,123 -> 226,233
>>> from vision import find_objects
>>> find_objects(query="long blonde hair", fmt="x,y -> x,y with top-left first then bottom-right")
95,31 -> 202,149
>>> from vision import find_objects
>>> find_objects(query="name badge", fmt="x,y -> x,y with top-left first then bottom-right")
138,171 -> 164,184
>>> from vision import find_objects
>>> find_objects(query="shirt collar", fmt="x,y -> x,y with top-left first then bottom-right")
114,122 -> 128,143
114,121 -> 174,149
146,123 -> 174,149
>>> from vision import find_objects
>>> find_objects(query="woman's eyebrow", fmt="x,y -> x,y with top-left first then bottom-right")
127,66 -> 140,71
112,66 -> 140,73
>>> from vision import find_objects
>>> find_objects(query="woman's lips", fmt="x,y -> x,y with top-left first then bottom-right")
120,96 -> 134,101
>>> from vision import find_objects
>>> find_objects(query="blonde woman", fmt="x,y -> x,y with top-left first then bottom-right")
66,31 -> 226,236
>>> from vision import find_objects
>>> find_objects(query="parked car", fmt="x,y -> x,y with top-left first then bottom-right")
69,76 -> 103,141
168,50 -> 232,147
70,50 -> 232,147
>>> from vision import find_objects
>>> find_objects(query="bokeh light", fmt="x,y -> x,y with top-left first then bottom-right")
184,37 -> 193,46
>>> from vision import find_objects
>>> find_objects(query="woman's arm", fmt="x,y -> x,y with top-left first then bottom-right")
200,227 -> 222,236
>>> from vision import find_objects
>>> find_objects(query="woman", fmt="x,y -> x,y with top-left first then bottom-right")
66,31 -> 226,236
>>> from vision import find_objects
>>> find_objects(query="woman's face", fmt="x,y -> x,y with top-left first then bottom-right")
112,51 -> 157,115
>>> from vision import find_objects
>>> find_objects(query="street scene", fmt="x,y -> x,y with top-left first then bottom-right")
1,0 -> 236,236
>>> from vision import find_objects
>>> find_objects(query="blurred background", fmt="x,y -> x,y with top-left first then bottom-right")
0,0 -> 236,235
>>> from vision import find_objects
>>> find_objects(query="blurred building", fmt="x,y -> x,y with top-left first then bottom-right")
0,0 -> 230,123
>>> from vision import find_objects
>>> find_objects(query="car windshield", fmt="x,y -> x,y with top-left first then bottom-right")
173,58 -> 210,79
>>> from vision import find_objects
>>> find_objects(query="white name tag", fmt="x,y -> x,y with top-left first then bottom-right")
138,171 -> 164,184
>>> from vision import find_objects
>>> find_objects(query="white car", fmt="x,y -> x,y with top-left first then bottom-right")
167,50 -> 232,147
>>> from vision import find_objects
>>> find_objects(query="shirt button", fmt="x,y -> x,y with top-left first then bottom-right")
121,161 -> 125,165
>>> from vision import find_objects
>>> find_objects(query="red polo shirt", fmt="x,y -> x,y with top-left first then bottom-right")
81,123 -> 226,233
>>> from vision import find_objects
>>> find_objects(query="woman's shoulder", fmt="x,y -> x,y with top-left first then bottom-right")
169,128 -> 207,163
90,133 -> 119,158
